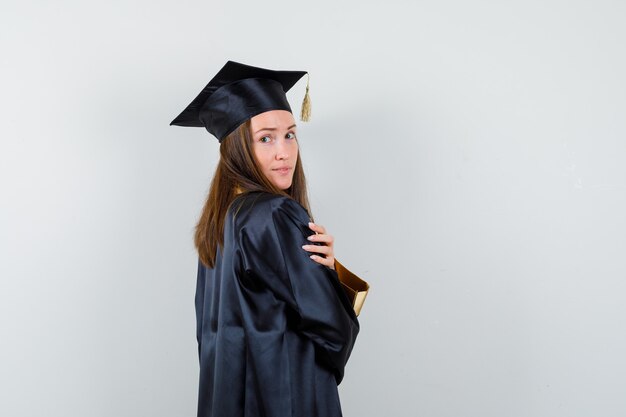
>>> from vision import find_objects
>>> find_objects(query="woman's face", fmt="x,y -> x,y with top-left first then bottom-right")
250,110 -> 299,190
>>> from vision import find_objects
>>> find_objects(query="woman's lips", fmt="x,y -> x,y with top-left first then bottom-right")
272,167 -> 291,175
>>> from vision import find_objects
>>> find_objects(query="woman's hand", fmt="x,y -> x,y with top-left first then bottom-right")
302,222 -> 335,270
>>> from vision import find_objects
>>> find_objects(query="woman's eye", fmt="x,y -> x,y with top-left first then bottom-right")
286,132 -> 296,140
259,136 -> 271,143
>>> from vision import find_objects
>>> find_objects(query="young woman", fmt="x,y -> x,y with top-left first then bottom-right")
171,61 -> 360,417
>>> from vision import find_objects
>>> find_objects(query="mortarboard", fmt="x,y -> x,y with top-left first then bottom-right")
170,60 -> 310,142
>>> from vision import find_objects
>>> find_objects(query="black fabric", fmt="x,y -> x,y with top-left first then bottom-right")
170,61 -> 306,141
199,78 -> 292,140
195,191 -> 360,417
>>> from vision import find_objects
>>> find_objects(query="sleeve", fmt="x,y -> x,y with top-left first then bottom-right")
239,196 -> 360,383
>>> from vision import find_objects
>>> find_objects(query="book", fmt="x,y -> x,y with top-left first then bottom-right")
335,259 -> 370,316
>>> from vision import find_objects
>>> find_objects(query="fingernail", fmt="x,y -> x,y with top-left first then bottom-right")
301,245 -> 308,249
309,255 -> 316,259
307,236 -> 313,240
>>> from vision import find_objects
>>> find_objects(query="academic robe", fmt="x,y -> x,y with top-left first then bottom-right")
195,191 -> 360,417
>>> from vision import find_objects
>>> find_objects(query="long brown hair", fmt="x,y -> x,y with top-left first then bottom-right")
194,119 -> 311,268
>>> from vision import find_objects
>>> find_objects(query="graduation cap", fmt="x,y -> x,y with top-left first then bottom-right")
170,60 -> 311,142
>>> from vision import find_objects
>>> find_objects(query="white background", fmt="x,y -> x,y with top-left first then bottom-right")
2,0 -> 625,416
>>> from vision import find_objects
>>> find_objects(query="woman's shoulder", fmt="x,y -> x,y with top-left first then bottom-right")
229,191 -> 310,228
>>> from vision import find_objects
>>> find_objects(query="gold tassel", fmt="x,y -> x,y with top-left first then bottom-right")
300,74 -> 311,122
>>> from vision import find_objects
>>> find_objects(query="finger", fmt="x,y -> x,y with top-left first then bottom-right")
307,234 -> 334,244
308,222 -> 326,234
310,254 -> 335,268
302,244 -> 332,256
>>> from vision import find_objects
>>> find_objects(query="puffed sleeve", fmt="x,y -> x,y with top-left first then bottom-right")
238,195 -> 359,383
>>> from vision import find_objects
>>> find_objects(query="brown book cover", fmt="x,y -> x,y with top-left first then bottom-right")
335,259 -> 370,316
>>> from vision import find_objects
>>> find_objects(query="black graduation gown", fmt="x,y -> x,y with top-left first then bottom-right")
195,191 -> 360,417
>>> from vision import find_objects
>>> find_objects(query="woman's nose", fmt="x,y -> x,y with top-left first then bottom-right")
275,139 -> 289,160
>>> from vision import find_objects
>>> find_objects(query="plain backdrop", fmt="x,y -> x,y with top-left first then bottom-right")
1,0 -> 625,416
